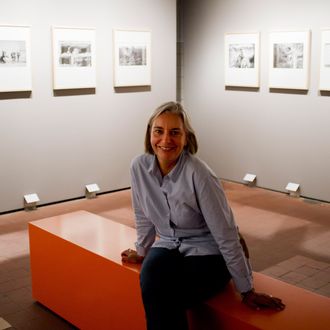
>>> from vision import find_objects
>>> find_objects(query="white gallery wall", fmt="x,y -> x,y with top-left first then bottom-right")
0,0 -> 177,213
182,0 -> 330,202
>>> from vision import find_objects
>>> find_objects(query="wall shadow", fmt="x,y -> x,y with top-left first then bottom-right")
114,86 -> 151,93
0,91 -> 32,100
225,86 -> 259,92
53,88 -> 96,97
319,90 -> 330,97
269,88 -> 308,95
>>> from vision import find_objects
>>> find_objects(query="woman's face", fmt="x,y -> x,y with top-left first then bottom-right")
150,112 -> 187,173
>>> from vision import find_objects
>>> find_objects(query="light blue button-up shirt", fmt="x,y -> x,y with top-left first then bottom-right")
130,150 -> 253,293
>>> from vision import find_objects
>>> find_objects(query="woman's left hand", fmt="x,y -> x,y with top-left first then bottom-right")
242,290 -> 285,311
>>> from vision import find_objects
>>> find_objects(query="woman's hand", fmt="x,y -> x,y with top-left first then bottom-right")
121,248 -> 144,264
242,289 -> 285,311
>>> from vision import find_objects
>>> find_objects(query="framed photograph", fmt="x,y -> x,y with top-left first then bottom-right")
269,30 -> 311,90
224,32 -> 260,88
0,25 -> 32,92
52,26 -> 96,90
113,29 -> 151,87
319,29 -> 330,91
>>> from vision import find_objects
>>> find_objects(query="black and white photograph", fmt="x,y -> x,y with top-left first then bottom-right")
323,43 -> 330,68
113,29 -> 151,87
319,29 -> 330,91
224,32 -> 260,87
273,43 -> 304,69
119,46 -> 147,66
52,26 -> 96,90
0,25 -> 32,92
229,43 -> 255,68
59,41 -> 92,67
0,40 -> 26,66
269,31 -> 310,90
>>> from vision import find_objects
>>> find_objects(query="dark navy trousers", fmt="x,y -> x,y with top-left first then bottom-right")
140,247 -> 231,330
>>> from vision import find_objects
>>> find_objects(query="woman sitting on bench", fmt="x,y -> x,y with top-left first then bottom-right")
122,101 -> 285,330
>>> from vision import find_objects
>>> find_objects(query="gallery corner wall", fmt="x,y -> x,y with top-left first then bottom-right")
0,0 -> 177,213
181,0 -> 330,202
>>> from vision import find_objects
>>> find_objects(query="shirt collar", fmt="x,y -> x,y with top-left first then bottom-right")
147,149 -> 188,180
168,149 -> 188,181
148,155 -> 159,175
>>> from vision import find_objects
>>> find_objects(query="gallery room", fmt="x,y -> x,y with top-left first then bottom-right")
0,0 -> 329,329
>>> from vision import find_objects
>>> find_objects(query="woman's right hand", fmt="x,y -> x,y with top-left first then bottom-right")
121,248 -> 144,264
242,289 -> 285,311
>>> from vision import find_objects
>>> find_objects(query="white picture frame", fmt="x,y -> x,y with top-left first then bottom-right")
319,29 -> 330,91
52,26 -> 96,90
0,24 -> 32,92
269,30 -> 311,90
224,32 -> 260,88
113,29 -> 151,87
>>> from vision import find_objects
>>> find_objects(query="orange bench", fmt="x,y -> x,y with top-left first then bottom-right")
29,210 -> 145,330
29,210 -> 330,330
188,272 -> 330,330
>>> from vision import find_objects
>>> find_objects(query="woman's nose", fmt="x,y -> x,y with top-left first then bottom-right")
162,131 -> 171,142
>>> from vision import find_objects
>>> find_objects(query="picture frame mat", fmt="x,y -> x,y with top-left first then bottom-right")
52,26 -> 96,90
113,29 -> 151,87
269,30 -> 311,90
319,29 -> 330,91
0,24 -> 32,92
224,32 -> 260,88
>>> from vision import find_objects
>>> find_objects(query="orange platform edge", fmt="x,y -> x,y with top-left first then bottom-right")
29,210 -> 330,330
